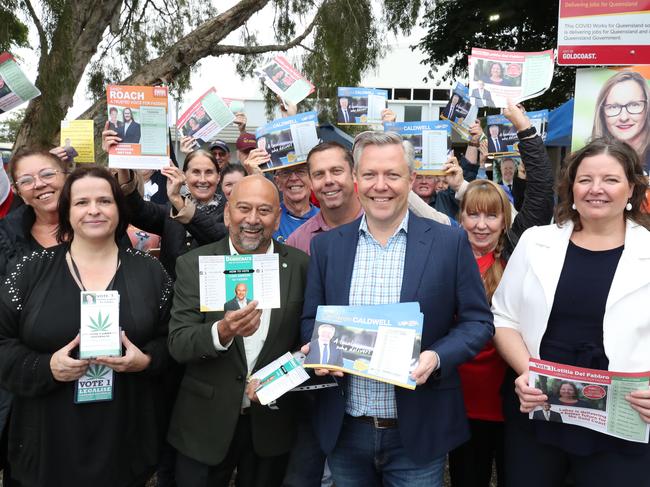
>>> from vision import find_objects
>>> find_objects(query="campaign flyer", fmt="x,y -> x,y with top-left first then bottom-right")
251,352 -> 310,405
198,254 -> 280,311
383,120 -> 451,175
337,87 -> 388,125
60,120 -> 95,163
178,87 -> 235,144
441,82 -> 478,140
106,85 -> 169,170
257,55 -> 315,105
529,359 -> 650,443
79,291 -> 121,359
255,111 -> 319,171
485,109 -> 548,156
0,52 -> 41,114
303,303 -> 423,390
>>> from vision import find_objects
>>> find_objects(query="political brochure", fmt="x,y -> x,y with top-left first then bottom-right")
251,352 -> 310,405
0,52 -> 41,114
60,120 -> 95,163
557,0 -> 650,66
529,359 -> 650,443
257,55 -> 315,106
485,110 -> 549,156
337,87 -> 388,125
440,82 -> 478,140
468,48 -> 555,108
383,121 -> 451,175
303,303 -> 423,390
178,88 -> 235,146
255,111 -> 319,172
79,291 -> 121,359
106,85 -> 169,170
198,254 -> 280,312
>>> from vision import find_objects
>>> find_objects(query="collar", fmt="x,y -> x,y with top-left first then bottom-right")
358,210 -> 409,238
187,192 -> 223,210
228,238 -> 275,256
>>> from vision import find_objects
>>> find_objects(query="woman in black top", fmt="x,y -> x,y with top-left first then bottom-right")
0,166 -> 172,486
492,139 -> 650,486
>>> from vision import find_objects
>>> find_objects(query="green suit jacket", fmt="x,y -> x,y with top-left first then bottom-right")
167,237 -> 309,466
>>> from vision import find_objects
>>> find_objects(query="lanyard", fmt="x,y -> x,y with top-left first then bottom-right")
69,251 -> 120,292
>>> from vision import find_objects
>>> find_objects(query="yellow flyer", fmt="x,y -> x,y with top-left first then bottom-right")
60,120 -> 95,163
106,85 -> 169,169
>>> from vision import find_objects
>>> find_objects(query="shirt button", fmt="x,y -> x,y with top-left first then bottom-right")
236,375 -> 244,382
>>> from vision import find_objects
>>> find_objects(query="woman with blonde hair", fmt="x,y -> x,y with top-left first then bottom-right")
448,102 -> 555,487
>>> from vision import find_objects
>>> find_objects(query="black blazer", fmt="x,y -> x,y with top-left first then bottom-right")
119,121 -> 141,144
167,238 -> 309,466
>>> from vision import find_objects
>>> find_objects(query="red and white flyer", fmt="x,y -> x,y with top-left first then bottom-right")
528,358 -> 650,443
468,48 -> 555,108
256,55 -> 315,105
557,0 -> 650,66
177,87 -> 235,145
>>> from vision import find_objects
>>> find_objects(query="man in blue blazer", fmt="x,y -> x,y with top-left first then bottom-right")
301,131 -> 493,486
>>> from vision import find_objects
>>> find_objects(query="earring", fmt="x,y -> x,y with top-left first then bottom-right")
626,201 -> 632,211
571,203 -> 576,210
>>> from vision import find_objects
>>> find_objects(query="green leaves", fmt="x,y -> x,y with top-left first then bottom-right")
86,364 -> 110,380
88,312 -> 112,332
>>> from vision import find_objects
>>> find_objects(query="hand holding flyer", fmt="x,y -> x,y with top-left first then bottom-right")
250,352 -> 310,405
528,358 -> 650,443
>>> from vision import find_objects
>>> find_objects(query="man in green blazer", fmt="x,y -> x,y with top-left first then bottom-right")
168,175 -> 309,487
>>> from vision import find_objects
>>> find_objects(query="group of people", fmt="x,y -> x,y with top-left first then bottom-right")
0,85 -> 647,487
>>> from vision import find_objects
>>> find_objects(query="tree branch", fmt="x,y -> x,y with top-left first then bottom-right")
23,0 -> 48,57
211,13 -> 318,56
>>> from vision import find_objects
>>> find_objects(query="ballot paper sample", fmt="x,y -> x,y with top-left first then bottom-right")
383,120 -> 451,175
0,52 -> 41,114
60,120 -> 95,163
255,111 -> 319,171
251,352 -> 310,405
177,87 -> 235,143
303,303 -> 423,390
198,254 -> 281,311
79,291 -> 121,359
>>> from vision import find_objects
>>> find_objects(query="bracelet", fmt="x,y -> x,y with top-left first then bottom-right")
517,126 -> 536,139
468,141 -> 480,147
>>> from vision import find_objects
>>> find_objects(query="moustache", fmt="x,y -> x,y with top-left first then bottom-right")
239,224 -> 264,234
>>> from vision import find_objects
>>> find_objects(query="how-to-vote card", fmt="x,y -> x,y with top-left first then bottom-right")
198,254 -> 281,311
79,291 -> 121,359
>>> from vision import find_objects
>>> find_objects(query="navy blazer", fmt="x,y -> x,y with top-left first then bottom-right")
301,211 -> 494,464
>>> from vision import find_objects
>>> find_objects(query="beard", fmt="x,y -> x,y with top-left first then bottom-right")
233,223 -> 270,252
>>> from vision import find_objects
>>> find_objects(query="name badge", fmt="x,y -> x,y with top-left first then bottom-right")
75,364 -> 114,404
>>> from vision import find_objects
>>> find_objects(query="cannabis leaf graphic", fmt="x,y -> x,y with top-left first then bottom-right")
86,364 -> 109,380
88,311 -> 111,332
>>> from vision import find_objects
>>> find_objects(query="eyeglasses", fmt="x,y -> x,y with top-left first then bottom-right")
276,166 -> 309,178
602,100 -> 647,117
14,168 -> 64,189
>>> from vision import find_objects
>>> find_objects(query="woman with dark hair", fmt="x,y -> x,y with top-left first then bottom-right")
219,163 -> 247,200
591,71 -> 650,172
493,138 -> 650,486
548,382 -> 590,408
447,101 -> 555,487
0,165 -> 172,486
103,125 -> 227,277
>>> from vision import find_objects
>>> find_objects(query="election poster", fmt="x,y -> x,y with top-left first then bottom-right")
337,87 -> 388,125
557,0 -> 650,66
255,111 -> 319,171
0,52 -> 41,114
571,66 -> 650,173
468,48 -> 555,108
106,85 -> 169,170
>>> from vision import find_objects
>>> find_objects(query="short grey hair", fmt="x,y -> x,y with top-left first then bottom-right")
352,131 -> 415,172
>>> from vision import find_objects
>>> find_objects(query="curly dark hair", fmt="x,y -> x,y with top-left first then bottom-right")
554,138 -> 650,231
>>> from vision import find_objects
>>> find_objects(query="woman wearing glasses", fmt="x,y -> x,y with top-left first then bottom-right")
0,151 -> 68,277
592,71 -> 650,173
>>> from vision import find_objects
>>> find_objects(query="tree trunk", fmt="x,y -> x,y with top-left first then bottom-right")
13,0 -> 124,152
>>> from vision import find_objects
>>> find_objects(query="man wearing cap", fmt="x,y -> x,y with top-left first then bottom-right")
209,140 -> 232,171
236,133 -> 257,164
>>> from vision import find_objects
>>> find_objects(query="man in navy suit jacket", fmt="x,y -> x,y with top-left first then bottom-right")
301,131 -> 493,486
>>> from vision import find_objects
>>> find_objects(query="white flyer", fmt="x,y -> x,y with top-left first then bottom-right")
79,291 -> 121,359
252,352 -> 310,405
199,254 -> 281,311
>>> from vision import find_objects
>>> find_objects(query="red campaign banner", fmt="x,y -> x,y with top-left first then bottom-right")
560,1 -> 650,18
559,44 -> 650,65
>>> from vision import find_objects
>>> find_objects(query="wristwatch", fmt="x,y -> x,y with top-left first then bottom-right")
517,126 -> 537,139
